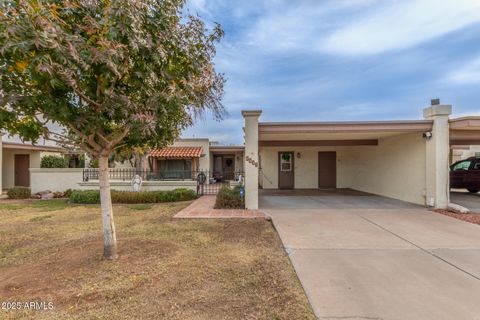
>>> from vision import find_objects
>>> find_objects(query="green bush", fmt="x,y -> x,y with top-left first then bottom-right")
214,186 -> 245,209
69,188 -> 197,204
40,155 -> 68,168
7,186 -> 31,199
69,190 -> 100,204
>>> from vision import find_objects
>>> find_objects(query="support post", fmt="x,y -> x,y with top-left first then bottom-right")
423,101 -> 452,209
242,110 -> 262,210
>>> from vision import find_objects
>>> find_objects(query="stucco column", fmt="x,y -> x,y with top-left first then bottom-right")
423,103 -> 452,209
242,110 -> 262,210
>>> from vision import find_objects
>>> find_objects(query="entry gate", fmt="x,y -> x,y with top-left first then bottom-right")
196,170 -> 243,195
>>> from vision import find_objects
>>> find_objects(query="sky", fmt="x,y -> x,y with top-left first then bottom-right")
181,0 -> 480,145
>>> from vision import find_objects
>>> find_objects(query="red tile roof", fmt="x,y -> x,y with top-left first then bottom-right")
149,146 -> 203,158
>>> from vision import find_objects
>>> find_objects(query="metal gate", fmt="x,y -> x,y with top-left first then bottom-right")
196,170 -> 243,195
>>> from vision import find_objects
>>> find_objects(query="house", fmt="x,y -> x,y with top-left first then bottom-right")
2,100 -> 479,207
23,137 -> 244,194
241,101 -> 480,210
0,136 -> 64,193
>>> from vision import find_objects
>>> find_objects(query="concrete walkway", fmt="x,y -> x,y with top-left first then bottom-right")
174,196 -> 266,219
262,192 -> 480,320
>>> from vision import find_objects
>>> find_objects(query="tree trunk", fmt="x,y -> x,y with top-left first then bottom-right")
98,154 -> 118,260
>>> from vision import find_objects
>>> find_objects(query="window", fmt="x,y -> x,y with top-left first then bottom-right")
453,160 -> 471,171
473,161 -> 480,170
158,159 -> 192,179
280,153 -> 292,172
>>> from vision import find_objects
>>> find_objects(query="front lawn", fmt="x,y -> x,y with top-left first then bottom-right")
0,199 -> 314,320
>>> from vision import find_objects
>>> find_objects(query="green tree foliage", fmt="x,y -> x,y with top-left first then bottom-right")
0,0 -> 225,259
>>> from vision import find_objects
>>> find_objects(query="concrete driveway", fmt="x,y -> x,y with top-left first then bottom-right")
260,190 -> 480,320
451,190 -> 480,213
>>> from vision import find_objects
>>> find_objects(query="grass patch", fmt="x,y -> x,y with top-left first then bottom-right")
127,203 -> 153,210
29,199 -> 71,211
29,214 -> 53,222
0,200 -> 314,320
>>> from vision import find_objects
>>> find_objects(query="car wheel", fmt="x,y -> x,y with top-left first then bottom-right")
467,188 -> 479,193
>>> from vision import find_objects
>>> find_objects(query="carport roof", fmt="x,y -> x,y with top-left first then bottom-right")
259,120 -> 433,134
449,116 -> 480,145
258,120 -> 434,144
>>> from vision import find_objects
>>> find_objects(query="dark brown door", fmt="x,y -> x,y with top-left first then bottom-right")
222,156 -> 235,180
278,152 -> 294,189
318,152 -> 336,188
14,154 -> 30,187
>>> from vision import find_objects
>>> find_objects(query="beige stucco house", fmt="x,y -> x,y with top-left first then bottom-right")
2,101 -> 479,206
0,136 -> 64,193
241,101 -> 480,210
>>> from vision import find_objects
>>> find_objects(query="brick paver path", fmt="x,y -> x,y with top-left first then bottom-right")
174,196 -> 266,219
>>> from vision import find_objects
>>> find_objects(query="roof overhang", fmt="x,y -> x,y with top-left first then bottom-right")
2,142 -> 64,152
210,146 -> 244,154
449,117 -> 480,145
259,120 -> 433,145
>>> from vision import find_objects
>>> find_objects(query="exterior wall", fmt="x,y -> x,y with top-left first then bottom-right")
2,148 -> 42,189
78,180 -> 197,192
342,133 -> 426,205
171,139 -> 210,171
259,133 -> 427,205
30,168 -> 197,193
451,145 -> 480,163
259,146 -> 352,189
30,168 -> 84,193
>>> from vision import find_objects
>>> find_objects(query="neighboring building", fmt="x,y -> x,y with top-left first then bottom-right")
1,138 -> 64,191
241,101 -> 480,210
451,145 -> 480,164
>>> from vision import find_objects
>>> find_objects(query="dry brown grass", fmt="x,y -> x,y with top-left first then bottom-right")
0,199 -> 315,320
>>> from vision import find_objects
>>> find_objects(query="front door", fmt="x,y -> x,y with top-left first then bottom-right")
222,156 -> 235,180
278,152 -> 294,189
14,154 -> 30,187
318,151 -> 336,188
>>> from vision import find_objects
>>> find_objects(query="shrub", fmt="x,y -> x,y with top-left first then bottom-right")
40,155 -> 68,168
69,188 -> 197,204
64,189 -> 74,198
69,190 -> 100,204
214,186 -> 245,209
7,186 -> 31,199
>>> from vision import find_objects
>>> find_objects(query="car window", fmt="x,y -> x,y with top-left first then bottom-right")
453,161 -> 471,171
474,161 -> 480,170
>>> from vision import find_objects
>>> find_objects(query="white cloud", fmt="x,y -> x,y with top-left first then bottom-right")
243,0 -> 480,55
322,0 -> 480,55
447,57 -> 480,84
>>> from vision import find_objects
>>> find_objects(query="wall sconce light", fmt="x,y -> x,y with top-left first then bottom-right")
422,131 -> 433,140
297,152 -> 301,159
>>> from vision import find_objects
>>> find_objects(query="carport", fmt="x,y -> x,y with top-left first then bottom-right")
242,102 -> 480,210
449,116 -> 480,211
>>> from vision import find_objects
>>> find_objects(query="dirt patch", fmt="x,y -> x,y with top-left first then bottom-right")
0,201 -> 314,320
434,209 -> 480,225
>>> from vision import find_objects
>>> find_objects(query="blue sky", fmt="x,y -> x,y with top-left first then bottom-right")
182,0 -> 480,144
